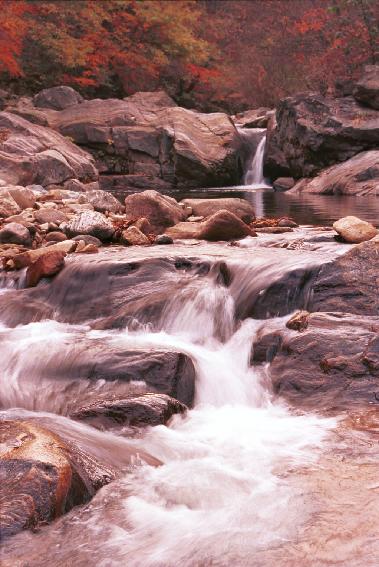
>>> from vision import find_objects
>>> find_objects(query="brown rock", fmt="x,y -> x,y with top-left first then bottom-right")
273,177 -> 295,192
0,189 -> 21,218
33,85 -> 84,110
180,198 -> 255,223
26,250 -> 66,287
134,217 -> 153,235
333,216 -> 377,243
121,226 -> 150,246
45,231 -> 67,243
197,210 -> 256,241
0,222 -> 31,246
82,243 -> 99,253
5,186 -> 36,209
124,190 -> 186,234
34,208 -> 68,225
286,310 -> 310,331
13,240 -> 76,269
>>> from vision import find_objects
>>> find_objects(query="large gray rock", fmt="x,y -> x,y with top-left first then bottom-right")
45,91 -> 244,188
290,151 -> 379,196
124,190 -> 186,234
0,111 -> 98,188
310,240 -> 379,316
66,210 -> 114,241
264,93 -> 379,179
180,198 -> 255,223
0,222 -> 31,245
33,85 -> 84,110
353,65 -> 379,110
333,216 -> 377,243
252,312 -> 379,410
84,189 -> 124,214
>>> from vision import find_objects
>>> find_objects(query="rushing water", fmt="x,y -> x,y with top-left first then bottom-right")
1,236 -> 378,566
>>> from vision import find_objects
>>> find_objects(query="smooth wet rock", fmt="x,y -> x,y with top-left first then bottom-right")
45,231 -> 67,243
0,420 -> 92,541
196,210 -> 256,241
0,222 -> 31,246
66,210 -> 114,241
124,190 -> 185,234
13,240 -> 76,269
25,250 -> 66,287
273,177 -> 295,192
121,226 -> 150,246
71,393 -> 187,429
155,234 -> 173,245
180,198 -> 255,223
277,218 -> 298,228
33,85 -> 84,110
333,216 -> 377,243
353,65 -> 379,110
310,240 -> 379,316
71,234 -> 102,247
84,189 -> 124,214
253,312 -> 379,410
290,151 -> 379,196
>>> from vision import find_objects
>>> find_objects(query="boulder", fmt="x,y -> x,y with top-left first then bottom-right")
155,234 -> 173,245
84,189 -> 124,214
45,231 -> 68,243
124,190 -> 186,234
0,420 -> 92,541
25,250 -> 66,287
196,210 -> 256,241
121,226 -> 150,246
273,177 -> 295,192
0,222 -> 31,246
13,240 -> 76,269
33,85 -> 84,110
71,393 -> 186,429
264,93 -> 379,179
0,111 -> 97,188
252,312 -> 379,410
353,65 -> 379,110
65,210 -> 114,241
45,92 -> 244,187
180,198 -> 255,223
34,208 -> 68,225
310,240 -> 379,316
72,234 -> 102,247
333,216 -> 377,243
0,189 -> 21,218
290,151 -> 379,196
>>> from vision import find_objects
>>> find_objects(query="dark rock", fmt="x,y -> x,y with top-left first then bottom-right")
71,393 -> 187,429
286,310 -> 310,331
196,210 -> 256,241
353,64 -> 379,110
290,150 -> 379,196
33,86 -> 84,110
66,211 -> 114,241
256,312 -> 379,410
273,177 -> 295,192
0,222 -> 31,246
45,231 -> 67,243
232,107 -> 273,128
277,217 -> 298,228
26,250 -> 66,287
264,93 -> 379,179
310,240 -> 379,316
155,234 -> 173,245
180,198 -> 255,223
124,190 -> 186,234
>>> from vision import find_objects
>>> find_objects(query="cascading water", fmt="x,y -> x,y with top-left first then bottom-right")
244,135 -> 267,186
1,243 -> 377,566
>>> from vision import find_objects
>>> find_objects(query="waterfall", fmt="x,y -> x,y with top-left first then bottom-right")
244,135 -> 267,186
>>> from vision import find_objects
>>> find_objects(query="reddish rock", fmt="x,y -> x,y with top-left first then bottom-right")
26,250 -> 66,287
197,209 -> 256,241
124,190 -> 186,234
45,231 -> 67,243
121,226 -> 150,246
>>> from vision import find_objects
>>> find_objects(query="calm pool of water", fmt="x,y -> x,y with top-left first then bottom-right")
113,186 -> 379,227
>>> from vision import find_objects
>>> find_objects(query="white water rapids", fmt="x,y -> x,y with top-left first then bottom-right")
0,249 -> 342,566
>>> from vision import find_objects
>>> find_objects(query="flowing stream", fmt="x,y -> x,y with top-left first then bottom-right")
1,238 -> 378,566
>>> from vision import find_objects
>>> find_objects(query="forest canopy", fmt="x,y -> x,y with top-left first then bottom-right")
0,0 -> 378,111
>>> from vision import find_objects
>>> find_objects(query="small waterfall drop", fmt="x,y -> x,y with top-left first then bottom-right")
244,135 -> 267,186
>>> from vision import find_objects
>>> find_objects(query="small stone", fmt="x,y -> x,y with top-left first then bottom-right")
155,234 -> 173,245
286,310 -> 310,332
134,217 -> 153,235
45,231 -> 69,243
82,244 -> 99,253
187,216 -> 204,222
121,226 -> 150,246
72,234 -> 102,247
75,240 -> 87,252
278,217 -> 298,228
333,216 -> 377,243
